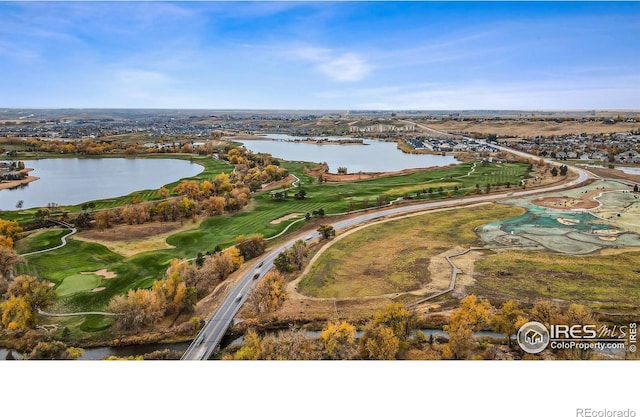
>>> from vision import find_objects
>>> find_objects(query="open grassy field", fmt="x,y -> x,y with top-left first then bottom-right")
472,250 -> 640,315
299,204 -> 525,298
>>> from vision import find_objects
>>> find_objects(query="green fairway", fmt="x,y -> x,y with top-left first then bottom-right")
14,228 -> 69,254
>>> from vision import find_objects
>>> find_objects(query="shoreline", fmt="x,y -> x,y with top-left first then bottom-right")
232,134 -> 366,146
0,168 -> 39,190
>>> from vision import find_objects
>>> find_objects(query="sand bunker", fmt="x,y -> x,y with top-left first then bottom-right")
270,213 -> 303,225
82,269 -> 117,279
92,287 -> 106,292
557,217 -> 580,226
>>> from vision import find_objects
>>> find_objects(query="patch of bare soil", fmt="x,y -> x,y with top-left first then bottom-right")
261,174 -> 298,191
82,269 -> 117,279
74,220 -> 201,257
264,296 -> 394,325
78,221 -> 184,241
270,213 -> 303,225
532,188 -> 607,210
584,166 -> 640,183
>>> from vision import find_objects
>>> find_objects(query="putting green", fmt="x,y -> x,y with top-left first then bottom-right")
56,273 -> 102,297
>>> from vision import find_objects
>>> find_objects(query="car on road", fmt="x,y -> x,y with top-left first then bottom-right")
253,273 -> 260,280
235,294 -> 243,302
257,261 -> 263,268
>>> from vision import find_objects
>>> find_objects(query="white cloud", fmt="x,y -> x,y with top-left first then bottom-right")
288,45 -> 372,82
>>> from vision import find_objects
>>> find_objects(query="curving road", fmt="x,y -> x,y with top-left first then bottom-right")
182,147 -> 593,360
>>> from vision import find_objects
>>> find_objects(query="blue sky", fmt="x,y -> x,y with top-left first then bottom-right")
0,1 -> 638,110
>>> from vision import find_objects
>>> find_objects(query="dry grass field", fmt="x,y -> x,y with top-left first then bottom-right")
74,220 -> 202,257
279,204 -> 524,314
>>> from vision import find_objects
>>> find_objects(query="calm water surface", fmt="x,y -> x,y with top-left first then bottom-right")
238,134 -> 458,174
0,158 -> 204,210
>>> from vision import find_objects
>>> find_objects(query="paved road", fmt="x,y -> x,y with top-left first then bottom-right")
182,148 -> 593,360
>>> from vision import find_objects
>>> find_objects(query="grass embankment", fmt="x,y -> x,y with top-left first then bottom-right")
299,204 -> 525,299
472,250 -> 640,315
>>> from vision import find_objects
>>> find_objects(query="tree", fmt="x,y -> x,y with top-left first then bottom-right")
1,295 -> 34,330
1,275 -> 56,330
158,186 -> 169,199
152,271 -> 187,316
173,180 -> 201,199
34,208 -> 51,224
0,247 -> 24,280
195,252 -> 205,268
224,246 -> 244,270
0,236 -> 12,250
443,295 -> 492,359
531,300 -> 562,327
491,300 -> 527,347
178,197 -> 196,219
7,274 -> 56,308
247,271 -> 288,314
108,288 -> 163,331
204,196 -> 226,216
550,166 -> 558,177
234,329 -> 262,360
235,234 -> 266,260
0,219 -> 22,243
372,303 -> 417,343
274,251 -> 293,273
317,224 -> 335,240
359,324 -> 399,360
94,210 -> 115,231
321,321 -> 358,359
560,304 -> 596,360
28,341 -> 83,360
258,329 -> 321,360
559,165 -> 568,176
288,240 -> 308,270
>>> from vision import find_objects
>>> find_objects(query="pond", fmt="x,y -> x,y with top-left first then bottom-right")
0,158 -> 204,210
237,134 -> 459,174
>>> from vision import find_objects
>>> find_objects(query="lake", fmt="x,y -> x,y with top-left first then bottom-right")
237,134 -> 459,174
0,158 -> 204,210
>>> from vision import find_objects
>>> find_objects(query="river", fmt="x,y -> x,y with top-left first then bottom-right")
237,134 -> 458,174
0,158 -> 204,210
